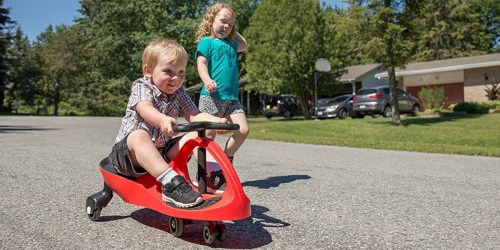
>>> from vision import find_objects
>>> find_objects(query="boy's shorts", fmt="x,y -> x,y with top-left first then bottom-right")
199,95 -> 245,117
108,132 -> 183,178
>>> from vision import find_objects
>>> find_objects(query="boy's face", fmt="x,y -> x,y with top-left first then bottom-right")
211,8 -> 235,39
144,53 -> 187,95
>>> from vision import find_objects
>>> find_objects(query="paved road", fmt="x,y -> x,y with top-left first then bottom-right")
1,116 -> 499,249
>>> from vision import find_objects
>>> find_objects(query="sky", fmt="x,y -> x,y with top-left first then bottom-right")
4,0 -> 347,42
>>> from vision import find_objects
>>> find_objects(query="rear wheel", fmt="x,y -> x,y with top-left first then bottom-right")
382,106 -> 392,117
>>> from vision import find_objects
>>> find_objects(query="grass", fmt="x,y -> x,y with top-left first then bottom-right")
246,114 -> 500,157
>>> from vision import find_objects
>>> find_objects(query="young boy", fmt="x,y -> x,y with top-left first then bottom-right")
108,38 -> 227,208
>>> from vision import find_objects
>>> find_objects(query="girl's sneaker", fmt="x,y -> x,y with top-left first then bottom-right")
193,170 -> 226,195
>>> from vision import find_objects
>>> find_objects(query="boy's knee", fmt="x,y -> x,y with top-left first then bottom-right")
127,129 -> 150,145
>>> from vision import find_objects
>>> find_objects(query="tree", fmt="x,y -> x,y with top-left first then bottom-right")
4,28 -> 39,112
31,25 -> 85,115
244,0 -> 343,119
0,0 -> 13,111
414,0 -> 495,61
348,0 -> 424,126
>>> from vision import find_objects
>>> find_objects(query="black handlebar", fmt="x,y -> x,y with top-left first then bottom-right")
173,121 -> 240,133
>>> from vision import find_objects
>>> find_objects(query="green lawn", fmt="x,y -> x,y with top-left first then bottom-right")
246,113 -> 500,157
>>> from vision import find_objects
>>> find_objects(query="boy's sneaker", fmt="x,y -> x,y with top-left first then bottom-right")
162,175 -> 203,208
193,170 -> 226,195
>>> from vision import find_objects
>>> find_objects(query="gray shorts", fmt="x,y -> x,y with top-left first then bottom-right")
108,133 -> 183,178
199,95 -> 244,117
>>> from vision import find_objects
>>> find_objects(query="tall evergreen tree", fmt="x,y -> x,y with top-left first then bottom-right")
0,0 -> 13,111
4,28 -> 38,112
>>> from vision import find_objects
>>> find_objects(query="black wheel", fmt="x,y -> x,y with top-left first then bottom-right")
411,104 -> 420,116
382,106 -> 392,117
371,114 -> 380,118
215,223 -> 227,242
265,115 -> 272,119
86,206 -> 101,221
338,109 -> 348,119
203,225 -> 215,244
169,217 -> 184,237
283,109 -> 292,119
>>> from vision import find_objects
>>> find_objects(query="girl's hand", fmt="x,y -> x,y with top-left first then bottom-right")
160,116 -> 178,137
205,80 -> 218,93
216,118 -> 230,134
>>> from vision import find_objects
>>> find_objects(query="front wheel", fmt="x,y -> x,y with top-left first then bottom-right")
283,109 -> 292,119
169,217 -> 184,237
338,109 -> 348,119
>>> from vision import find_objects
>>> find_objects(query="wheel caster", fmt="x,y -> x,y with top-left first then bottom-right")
203,225 -> 215,244
215,223 -> 227,242
169,217 -> 184,237
86,205 -> 101,221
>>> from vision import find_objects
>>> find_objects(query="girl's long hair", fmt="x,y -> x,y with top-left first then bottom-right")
195,2 -> 237,42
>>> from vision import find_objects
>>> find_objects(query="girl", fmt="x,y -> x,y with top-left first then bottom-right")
194,2 -> 249,194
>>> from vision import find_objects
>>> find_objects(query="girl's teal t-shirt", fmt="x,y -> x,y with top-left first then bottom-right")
195,37 -> 239,100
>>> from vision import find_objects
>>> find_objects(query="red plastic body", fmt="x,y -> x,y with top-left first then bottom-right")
99,137 -> 251,221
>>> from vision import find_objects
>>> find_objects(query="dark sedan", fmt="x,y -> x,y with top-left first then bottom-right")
315,94 -> 355,119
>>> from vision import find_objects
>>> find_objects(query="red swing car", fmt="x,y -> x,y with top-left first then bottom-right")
86,122 -> 251,244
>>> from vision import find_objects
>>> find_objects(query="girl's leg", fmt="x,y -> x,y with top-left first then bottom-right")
224,112 -> 249,157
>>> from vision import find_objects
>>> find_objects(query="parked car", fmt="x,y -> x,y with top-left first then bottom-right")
262,94 -> 302,119
316,98 -> 332,106
315,94 -> 355,119
353,86 -> 421,118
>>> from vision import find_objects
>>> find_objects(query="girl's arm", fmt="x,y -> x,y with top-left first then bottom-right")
197,54 -> 218,93
234,31 -> 248,52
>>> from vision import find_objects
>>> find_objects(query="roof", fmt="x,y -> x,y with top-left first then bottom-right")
374,53 -> 500,78
339,63 -> 381,82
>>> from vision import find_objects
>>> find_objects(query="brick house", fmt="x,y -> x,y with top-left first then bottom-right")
373,53 -> 500,107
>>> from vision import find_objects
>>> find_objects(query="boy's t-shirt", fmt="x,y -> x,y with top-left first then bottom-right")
195,37 -> 239,100
114,77 -> 197,148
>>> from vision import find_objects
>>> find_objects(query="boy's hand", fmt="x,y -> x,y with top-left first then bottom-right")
205,80 -> 218,93
160,116 -> 178,137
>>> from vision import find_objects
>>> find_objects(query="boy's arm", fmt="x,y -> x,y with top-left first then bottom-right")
136,100 -> 177,136
234,31 -> 248,52
197,54 -> 218,93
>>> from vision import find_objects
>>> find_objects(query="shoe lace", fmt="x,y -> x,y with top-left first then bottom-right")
176,181 -> 192,194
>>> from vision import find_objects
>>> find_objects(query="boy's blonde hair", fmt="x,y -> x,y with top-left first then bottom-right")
142,38 -> 188,73
195,2 -> 237,42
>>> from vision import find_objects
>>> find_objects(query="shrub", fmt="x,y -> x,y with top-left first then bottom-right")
484,77 -> 500,100
453,102 -> 489,114
418,86 -> 446,110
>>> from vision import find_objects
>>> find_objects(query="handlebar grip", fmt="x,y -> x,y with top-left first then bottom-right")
173,121 -> 240,133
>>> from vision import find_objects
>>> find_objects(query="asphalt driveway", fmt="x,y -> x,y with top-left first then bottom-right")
0,116 -> 499,249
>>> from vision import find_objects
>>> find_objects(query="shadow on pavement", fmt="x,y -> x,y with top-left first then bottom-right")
0,125 -> 57,133
242,175 -> 311,189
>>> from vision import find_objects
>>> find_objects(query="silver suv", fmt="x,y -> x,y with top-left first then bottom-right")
353,86 -> 421,118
